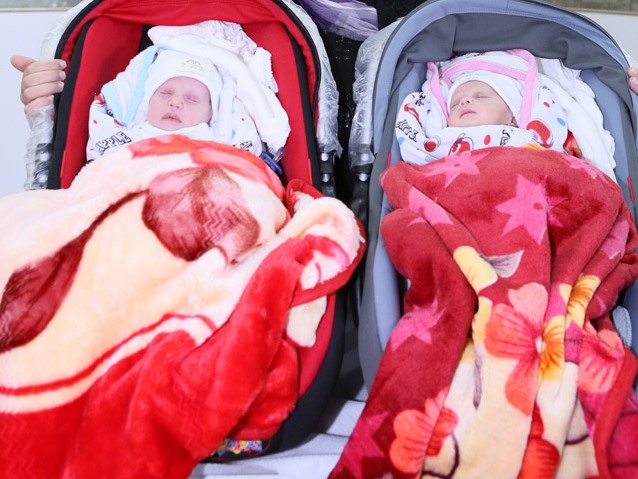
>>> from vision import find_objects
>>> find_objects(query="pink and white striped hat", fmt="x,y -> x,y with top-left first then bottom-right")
425,49 -> 568,151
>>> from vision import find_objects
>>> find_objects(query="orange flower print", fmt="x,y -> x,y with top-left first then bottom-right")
427,407 -> 458,457
566,275 -> 600,329
390,389 -> 457,474
519,404 -> 560,479
390,409 -> 431,474
539,316 -> 565,382
472,297 -> 492,346
453,246 -> 498,293
578,322 -> 624,394
484,283 -> 561,416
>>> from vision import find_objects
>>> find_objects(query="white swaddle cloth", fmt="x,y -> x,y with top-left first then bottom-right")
149,21 -> 290,155
87,21 -> 290,162
396,49 -> 616,179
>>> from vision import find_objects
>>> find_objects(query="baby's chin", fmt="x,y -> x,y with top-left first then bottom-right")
148,117 -> 209,132
158,125 -> 184,131
448,114 -> 481,128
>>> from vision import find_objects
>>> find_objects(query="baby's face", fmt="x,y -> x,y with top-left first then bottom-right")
448,81 -> 515,128
147,76 -> 212,131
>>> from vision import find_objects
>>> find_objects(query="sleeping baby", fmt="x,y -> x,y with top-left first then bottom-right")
395,49 -> 570,163
87,48 -> 263,161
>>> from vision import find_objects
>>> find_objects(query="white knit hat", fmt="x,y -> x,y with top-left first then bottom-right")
141,49 -> 223,124
434,50 -> 568,152
446,70 -> 524,126
440,51 -> 539,127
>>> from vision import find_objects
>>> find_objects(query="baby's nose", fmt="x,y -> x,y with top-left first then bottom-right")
460,96 -> 472,105
168,95 -> 183,108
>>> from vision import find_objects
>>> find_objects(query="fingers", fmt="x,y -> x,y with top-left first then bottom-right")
10,56 -> 67,112
22,81 -> 65,114
19,58 -> 66,80
10,54 -> 36,73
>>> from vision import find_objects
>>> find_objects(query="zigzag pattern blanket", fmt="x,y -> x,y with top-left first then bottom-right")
0,135 -> 364,479
331,147 -> 638,479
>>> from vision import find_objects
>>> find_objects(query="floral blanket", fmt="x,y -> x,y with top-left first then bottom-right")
0,135 -> 364,479
331,147 -> 638,479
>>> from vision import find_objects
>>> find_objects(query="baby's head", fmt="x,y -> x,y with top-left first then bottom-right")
147,76 -> 212,131
143,50 -> 222,131
447,80 -> 516,128
444,64 -> 524,129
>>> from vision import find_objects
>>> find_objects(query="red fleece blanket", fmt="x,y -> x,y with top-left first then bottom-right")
0,135 -> 364,479
331,147 -> 638,479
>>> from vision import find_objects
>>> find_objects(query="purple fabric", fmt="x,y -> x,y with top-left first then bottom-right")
298,0 -> 378,40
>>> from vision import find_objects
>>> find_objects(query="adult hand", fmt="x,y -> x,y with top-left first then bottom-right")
10,55 -> 66,114
629,66 -> 638,95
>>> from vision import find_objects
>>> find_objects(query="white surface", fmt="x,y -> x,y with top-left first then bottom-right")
584,11 -> 638,62
0,10 -> 63,196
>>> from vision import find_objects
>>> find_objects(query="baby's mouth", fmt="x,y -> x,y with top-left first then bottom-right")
162,113 -> 182,123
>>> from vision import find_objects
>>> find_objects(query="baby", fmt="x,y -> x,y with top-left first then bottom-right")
11,19 -> 293,191
146,75 -> 212,131
447,80 -> 517,128
87,49 -> 232,161
396,50 -> 569,163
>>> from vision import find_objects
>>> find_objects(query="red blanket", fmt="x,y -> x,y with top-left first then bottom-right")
331,147 -> 638,479
0,135 -> 364,479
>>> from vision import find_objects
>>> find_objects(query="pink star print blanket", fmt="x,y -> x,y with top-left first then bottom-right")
331,147 -> 638,479
0,135 -> 364,479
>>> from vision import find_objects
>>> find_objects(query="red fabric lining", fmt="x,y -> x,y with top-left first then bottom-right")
58,0 -> 318,188
60,17 -> 142,186
244,21 -> 314,183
